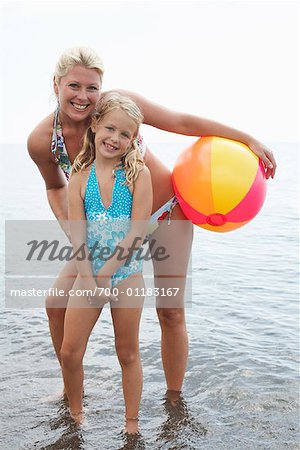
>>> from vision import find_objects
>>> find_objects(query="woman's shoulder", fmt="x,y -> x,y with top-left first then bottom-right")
27,113 -> 55,162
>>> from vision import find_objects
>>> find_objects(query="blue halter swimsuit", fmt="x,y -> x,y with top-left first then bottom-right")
84,163 -> 143,287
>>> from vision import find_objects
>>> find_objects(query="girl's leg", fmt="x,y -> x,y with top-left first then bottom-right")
60,275 -> 102,423
151,205 -> 193,393
45,259 -> 78,365
110,274 -> 144,434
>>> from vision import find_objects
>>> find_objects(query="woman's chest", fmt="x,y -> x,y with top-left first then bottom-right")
64,135 -> 84,164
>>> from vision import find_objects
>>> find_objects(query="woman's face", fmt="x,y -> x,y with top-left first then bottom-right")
54,64 -> 101,121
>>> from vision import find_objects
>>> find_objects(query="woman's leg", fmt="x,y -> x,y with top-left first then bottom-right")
150,205 -> 193,393
45,259 -> 78,365
110,274 -> 144,434
60,274 -> 103,423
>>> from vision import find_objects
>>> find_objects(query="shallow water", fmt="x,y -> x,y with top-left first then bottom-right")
0,142 -> 299,449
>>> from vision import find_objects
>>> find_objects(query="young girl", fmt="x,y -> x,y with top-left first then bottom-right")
28,47 -> 276,404
60,92 -> 152,433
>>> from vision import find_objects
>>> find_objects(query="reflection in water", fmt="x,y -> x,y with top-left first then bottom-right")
39,398 -> 85,450
35,396 -> 147,450
48,398 -> 70,430
156,390 -> 207,448
117,430 -> 146,450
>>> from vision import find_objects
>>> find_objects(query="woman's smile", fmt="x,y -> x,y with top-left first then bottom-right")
70,102 -> 90,111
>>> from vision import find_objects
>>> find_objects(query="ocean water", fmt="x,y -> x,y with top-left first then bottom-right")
0,142 -> 299,449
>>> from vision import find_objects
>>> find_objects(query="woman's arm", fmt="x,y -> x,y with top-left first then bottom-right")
27,127 -> 70,238
95,167 -> 153,282
113,89 -> 277,179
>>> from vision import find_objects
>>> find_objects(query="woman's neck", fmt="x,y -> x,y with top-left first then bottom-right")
58,108 -> 91,134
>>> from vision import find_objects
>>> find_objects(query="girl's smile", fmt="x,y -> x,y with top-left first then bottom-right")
103,142 -> 119,152
93,109 -> 138,163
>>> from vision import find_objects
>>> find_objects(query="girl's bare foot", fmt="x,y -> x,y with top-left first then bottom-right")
70,410 -> 85,426
124,416 -> 139,434
166,389 -> 181,407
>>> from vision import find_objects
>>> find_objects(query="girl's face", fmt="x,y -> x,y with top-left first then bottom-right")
54,64 -> 101,121
93,109 -> 137,162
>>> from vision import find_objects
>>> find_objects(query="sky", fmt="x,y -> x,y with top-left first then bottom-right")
0,0 -> 299,145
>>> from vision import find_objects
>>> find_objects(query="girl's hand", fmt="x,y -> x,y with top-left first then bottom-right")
86,276 -> 118,307
96,274 -> 119,303
247,139 -> 277,179
77,275 -> 107,308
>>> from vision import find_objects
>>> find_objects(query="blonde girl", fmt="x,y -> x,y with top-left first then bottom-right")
61,92 -> 152,433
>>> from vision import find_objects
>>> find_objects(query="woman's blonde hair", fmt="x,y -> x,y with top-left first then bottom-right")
72,92 -> 145,185
54,46 -> 104,84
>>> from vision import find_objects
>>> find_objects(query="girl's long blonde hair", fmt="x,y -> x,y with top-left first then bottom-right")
72,92 -> 145,185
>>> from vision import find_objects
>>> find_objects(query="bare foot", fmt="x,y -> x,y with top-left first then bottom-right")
70,410 -> 86,426
166,389 -> 181,407
124,417 -> 139,435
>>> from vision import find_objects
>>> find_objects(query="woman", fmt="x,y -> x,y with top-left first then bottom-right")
27,46 -> 276,400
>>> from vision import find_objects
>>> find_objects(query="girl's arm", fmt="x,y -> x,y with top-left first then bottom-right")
95,167 -> 153,284
112,89 -> 277,179
68,172 -> 97,289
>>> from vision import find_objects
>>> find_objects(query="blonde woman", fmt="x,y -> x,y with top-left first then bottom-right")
61,92 -> 152,431
27,47 -> 276,405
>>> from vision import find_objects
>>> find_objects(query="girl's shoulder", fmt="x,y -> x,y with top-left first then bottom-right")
132,165 -> 151,194
69,165 -> 91,182
135,165 -> 151,183
69,164 -> 93,195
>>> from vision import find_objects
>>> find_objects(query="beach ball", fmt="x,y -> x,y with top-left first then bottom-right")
172,136 -> 267,232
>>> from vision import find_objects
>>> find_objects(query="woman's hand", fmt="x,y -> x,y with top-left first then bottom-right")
247,139 -> 277,179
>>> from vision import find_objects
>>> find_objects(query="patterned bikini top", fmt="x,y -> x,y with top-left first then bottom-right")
51,108 -> 147,181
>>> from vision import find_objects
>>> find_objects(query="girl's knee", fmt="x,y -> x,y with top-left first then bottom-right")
157,308 -> 185,329
116,344 -> 139,367
60,345 -> 83,369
